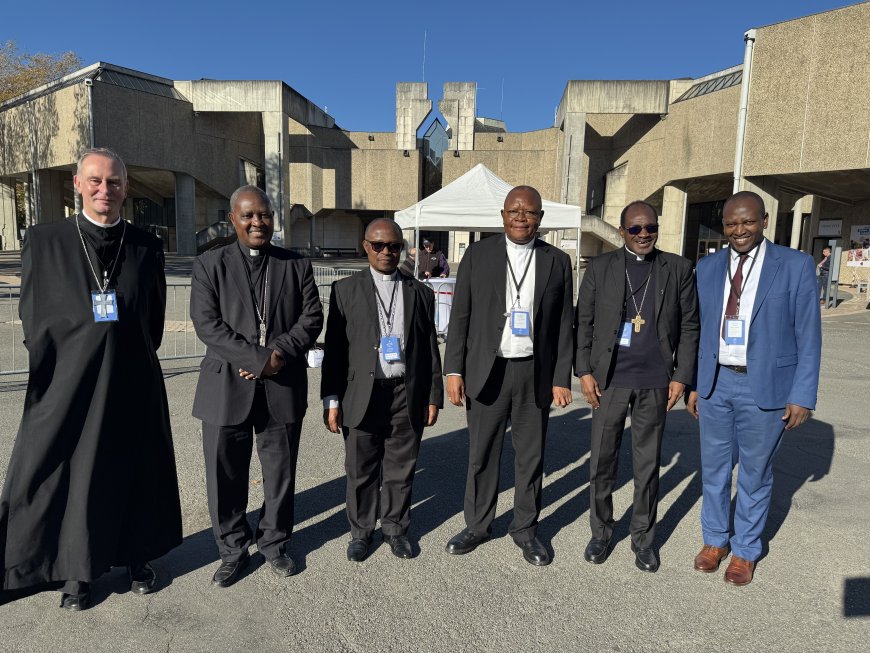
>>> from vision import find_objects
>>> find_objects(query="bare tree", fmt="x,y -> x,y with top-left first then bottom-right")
0,41 -> 81,103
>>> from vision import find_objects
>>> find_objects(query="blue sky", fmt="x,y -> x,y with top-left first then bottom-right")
3,0 -> 858,132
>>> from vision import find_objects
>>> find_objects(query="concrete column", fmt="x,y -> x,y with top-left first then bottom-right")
239,159 -> 259,187
740,177 -> 779,241
396,83 -> 432,151
439,83 -> 476,151
174,172 -> 196,256
0,178 -> 20,251
789,196 -> 808,249
36,170 -> 67,222
23,180 -> 33,227
660,183 -> 688,255
561,112 -> 586,206
263,111 -> 290,244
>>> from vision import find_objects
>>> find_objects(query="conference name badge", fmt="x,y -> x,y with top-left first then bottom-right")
724,316 -> 745,346
92,291 -> 119,323
618,321 -> 632,347
380,335 -> 401,362
510,309 -> 530,337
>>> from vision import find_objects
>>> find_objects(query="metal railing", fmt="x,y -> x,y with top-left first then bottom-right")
0,284 -> 205,376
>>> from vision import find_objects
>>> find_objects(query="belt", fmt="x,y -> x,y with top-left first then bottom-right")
499,355 -> 534,363
720,364 -> 747,374
374,376 -> 405,388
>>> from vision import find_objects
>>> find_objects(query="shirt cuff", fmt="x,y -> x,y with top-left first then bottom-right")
446,372 -> 462,377
323,395 -> 339,410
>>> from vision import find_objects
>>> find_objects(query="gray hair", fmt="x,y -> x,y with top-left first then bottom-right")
76,148 -> 128,182
229,185 -> 271,213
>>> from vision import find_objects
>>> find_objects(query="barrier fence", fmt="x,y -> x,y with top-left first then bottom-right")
0,267 -> 455,376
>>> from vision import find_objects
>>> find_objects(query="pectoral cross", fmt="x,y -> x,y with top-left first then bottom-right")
630,314 -> 645,333
95,293 -> 111,318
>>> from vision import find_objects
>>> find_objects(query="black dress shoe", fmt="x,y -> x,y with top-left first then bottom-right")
445,528 -> 490,555
516,537 -> 550,566
212,553 -> 250,588
129,562 -> 158,595
268,552 -> 297,577
347,537 -> 370,562
584,537 -> 612,564
631,543 -> 660,573
383,534 -> 413,559
60,589 -> 91,611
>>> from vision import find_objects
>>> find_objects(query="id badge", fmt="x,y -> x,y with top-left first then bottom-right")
618,321 -> 632,347
380,335 -> 401,362
723,316 -> 746,345
92,291 -> 119,322
510,309 -> 530,336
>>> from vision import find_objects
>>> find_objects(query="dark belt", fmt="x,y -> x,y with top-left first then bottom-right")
374,376 -> 405,388
499,355 -> 534,363
720,364 -> 747,374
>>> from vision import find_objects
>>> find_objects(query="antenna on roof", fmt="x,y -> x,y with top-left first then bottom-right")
422,30 -> 427,82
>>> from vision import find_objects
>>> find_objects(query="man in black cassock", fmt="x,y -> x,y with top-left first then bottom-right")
0,148 -> 182,611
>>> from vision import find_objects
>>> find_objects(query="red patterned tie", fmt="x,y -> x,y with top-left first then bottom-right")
722,253 -> 748,339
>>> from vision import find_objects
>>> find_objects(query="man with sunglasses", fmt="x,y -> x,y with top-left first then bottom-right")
575,200 -> 698,573
322,218 -> 443,562
191,185 -> 322,587
444,185 -> 574,566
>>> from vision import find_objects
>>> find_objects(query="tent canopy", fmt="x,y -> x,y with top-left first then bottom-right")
394,163 -> 581,231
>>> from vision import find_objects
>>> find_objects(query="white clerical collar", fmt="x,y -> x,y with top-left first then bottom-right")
506,237 -> 535,251
369,266 -> 398,282
624,245 -> 651,261
81,210 -> 122,228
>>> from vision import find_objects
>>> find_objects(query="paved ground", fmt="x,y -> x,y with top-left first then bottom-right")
0,256 -> 868,652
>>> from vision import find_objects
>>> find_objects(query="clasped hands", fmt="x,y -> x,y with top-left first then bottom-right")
238,349 -> 284,381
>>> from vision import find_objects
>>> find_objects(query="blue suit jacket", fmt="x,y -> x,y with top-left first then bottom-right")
695,240 -> 821,410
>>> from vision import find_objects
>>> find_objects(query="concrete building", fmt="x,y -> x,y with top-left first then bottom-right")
1,2 -> 868,271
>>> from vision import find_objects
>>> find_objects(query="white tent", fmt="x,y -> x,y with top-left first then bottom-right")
394,163 -> 582,283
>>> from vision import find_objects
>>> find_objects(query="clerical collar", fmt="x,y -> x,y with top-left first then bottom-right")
237,241 -> 269,260
81,210 -> 121,229
369,267 -> 398,282
624,245 -> 655,262
506,237 -> 535,251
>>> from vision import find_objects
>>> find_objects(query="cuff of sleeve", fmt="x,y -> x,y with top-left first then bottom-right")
323,396 -> 339,410
445,372 -> 462,377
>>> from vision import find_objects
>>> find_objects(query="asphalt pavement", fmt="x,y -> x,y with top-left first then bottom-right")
0,273 -> 868,652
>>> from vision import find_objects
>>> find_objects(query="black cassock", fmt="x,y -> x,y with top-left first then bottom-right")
0,216 -> 182,596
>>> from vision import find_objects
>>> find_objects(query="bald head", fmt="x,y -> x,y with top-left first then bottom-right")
723,191 -> 766,218
365,218 -> 402,242
505,185 -> 542,208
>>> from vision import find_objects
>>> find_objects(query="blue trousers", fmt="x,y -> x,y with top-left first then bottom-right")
698,366 -> 785,561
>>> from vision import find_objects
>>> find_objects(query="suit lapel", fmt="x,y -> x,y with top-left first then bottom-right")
609,249 -> 627,311
533,239 -> 554,313
226,245 -> 257,330
360,270 -> 380,341
751,240 -> 781,324
402,275 -> 415,346
266,250 -> 286,333
653,251 -> 669,326
492,235 -> 508,312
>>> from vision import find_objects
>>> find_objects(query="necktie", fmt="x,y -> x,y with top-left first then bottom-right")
722,253 -> 748,339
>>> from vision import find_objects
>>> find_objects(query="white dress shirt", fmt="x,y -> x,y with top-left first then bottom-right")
498,237 -> 536,358
718,239 -> 766,366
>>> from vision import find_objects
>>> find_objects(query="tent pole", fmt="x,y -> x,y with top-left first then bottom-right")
414,204 -> 420,278
575,214 -> 581,295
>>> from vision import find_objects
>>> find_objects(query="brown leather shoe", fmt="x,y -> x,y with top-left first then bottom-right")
724,555 -> 755,586
693,544 -> 730,572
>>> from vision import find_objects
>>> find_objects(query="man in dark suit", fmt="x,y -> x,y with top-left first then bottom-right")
444,185 -> 574,566
574,200 -> 699,573
321,218 -> 443,562
688,191 -> 821,586
191,185 -> 322,587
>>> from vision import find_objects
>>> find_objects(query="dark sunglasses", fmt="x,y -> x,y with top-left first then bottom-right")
623,224 -> 659,235
366,240 -> 404,253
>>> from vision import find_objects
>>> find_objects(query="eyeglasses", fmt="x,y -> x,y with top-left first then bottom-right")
366,240 -> 404,253
504,209 -> 542,219
623,224 -> 659,235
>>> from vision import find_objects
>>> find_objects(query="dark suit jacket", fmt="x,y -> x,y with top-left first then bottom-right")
190,244 -> 323,426
320,270 -> 444,436
443,234 -> 574,409
574,247 -> 699,389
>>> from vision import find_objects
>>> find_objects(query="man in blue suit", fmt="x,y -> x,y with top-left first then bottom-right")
687,191 -> 821,586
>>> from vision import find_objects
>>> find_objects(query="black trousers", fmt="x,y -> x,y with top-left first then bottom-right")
589,386 -> 667,549
202,385 -> 302,562
343,380 -> 420,539
464,357 -> 548,543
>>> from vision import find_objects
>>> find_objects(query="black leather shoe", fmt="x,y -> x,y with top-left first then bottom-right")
384,534 -> 413,559
60,588 -> 91,611
268,552 -> 297,577
445,528 -> 490,555
129,562 -> 158,595
584,537 -> 612,564
212,553 -> 250,588
516,537 -> 550,566
347,538 -> 370,562
631,543 -> 660,573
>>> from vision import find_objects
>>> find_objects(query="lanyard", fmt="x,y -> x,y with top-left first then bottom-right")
375,277 -> 399,335
75,215 -> 126,292
506,247 -> 534,307
242,253 -> 270,345
726,244 -> 760,311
